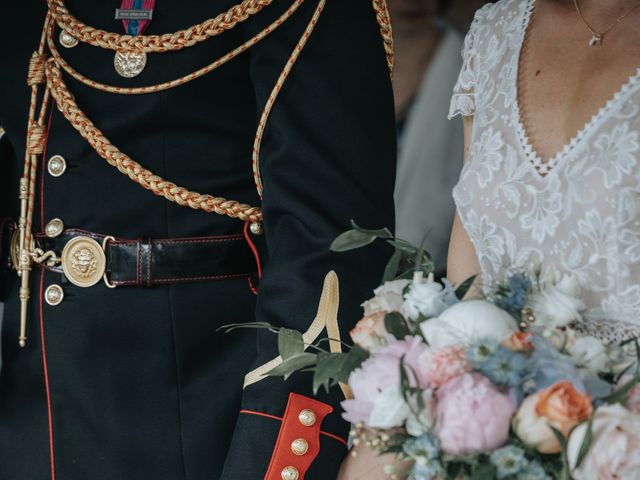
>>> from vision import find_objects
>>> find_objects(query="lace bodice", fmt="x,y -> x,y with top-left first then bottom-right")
449,0 -> 640,343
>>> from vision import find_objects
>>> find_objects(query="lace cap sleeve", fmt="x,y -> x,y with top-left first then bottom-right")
448,5 -> 491,119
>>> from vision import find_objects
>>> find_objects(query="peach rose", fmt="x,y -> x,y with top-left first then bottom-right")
350,311 -> 390,352
514,381 -> 592,454
503,332 -> 533,351
535,381 -> 593,438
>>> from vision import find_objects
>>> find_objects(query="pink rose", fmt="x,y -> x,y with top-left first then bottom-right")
350,311 -> 390,352
342,336 -> 430,426
435,373 -> 515,455
420,346 -> 471,388
568,404 -> 640,480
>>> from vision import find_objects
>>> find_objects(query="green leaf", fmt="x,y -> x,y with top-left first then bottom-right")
574,416 -> 594,469
217,322 -> 274,333
603,372 -> 640,405
384,312 -> 411,340
455,275 -> 478,300
330,229 -> 377,252
312,345 -> 370,394
471,464 -> 496,480
382,249 -> 403,283
267,353 -> 317,380
350,220 -> 393,239
550,427 -> 571,480
385,239 -> 418,255
278,328 -> 304,360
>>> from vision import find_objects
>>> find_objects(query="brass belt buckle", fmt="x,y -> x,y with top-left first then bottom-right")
61,236 -> 107,287
10,227 -> 20,272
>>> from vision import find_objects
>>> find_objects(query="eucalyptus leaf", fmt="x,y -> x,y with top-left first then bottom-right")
349,220 -> 393,239
278,328 -> 304,360
313,352 -> 346,394
574,415 -> 594,469
385,312 -> 411,340
217,321 -> 274,333
267,353 -> 317,380
330,229 -> 377,252
385,239 -> 418,255
455,275 -> 478,300
382,249 -> 403,283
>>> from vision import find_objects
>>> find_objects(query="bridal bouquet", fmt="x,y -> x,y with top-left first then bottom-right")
227,224 -> 640,480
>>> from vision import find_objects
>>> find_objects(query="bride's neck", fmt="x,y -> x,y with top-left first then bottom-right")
550,0 -> 639,16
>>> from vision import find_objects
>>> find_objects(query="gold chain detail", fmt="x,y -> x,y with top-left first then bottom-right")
48,0 -> 274,52
372,0 -> 394,75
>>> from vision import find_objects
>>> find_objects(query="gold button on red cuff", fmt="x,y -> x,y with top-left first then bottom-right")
264,393 -> 334,480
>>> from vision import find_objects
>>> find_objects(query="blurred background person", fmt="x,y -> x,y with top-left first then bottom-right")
393,0 -> 488,276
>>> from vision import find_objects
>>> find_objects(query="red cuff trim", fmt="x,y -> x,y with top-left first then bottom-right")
239,409 -> 348,447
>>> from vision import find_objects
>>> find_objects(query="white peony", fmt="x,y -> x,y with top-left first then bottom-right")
568,404 -> 640,480
367,385 -> 410,429
361,279 -> 410,316
419,299 -> 518,349
528,275 -> 585,328
568,336 -> 610,372
401,273 -> 447,320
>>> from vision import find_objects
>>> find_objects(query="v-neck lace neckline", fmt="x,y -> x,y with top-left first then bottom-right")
513,0 -> 640,179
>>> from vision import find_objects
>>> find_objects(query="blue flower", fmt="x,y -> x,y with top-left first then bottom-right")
498,274 -> 531,312
490,446 -> 529,478
467,338 -> 501,366
403,434 -> 443,480
516,460 -> 551,480
524,336 -> 585,394
480,346 -> 528,388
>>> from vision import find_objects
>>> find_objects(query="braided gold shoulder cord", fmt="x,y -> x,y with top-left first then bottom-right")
17,0 -> 394,346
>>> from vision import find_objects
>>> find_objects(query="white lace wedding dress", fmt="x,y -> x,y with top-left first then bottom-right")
449,0 -> 640,343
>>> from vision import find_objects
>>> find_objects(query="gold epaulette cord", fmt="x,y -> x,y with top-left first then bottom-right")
16,0 -> 394,346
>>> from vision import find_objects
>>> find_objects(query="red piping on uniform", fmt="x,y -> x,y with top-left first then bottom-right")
39,267 -> 56,480
247,277 -> 258,296
239,409 -> 348,447
243,221 -> 263,279
40,108 -> 54,231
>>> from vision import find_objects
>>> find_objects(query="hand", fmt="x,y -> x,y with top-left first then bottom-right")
337,442 -> 412,480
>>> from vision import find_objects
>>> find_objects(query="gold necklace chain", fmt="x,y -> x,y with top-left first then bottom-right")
573,0 -> 640,46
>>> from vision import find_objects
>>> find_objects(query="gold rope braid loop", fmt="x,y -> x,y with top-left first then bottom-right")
372,0 -> 394,75
45,0 -> 305,95
27,52 -> 47,86
48,0 -> 274,52
26,123 -> 46,155
45,59 -> 263,223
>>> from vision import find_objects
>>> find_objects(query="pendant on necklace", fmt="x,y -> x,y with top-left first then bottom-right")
589,34 -> 603,47
114,50 -> 147,78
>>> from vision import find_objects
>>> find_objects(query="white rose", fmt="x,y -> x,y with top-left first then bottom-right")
569,336 -> 609,372
405,389 -> 437,437
361,279 -> 411,316
419,299 -> 518,349
528,275 -> 585,328
401,273 -> 447,320
368,385 -> 410,429
568,404 -> 640,480
512,393 -> 561,454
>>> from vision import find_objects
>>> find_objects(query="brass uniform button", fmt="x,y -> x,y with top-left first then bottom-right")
44,285 -> 64,306
61,236 -> 107,288
250,222 -> 263,235
298,409 -> 316,427
281,466 -> 299,480
45,218 -> 65,238
291,438 -> 309,456
47,155 -> 67,177
59,31 -> 79,48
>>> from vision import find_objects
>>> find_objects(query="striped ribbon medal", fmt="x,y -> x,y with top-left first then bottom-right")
114,0 -> 156,78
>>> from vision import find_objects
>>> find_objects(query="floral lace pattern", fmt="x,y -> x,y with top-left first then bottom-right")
449,0 -> 640,343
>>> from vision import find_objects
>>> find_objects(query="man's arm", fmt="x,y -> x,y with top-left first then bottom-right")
221,1 -> 396,478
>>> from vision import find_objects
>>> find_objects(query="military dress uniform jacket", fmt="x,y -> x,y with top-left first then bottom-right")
0,0 -> 396,479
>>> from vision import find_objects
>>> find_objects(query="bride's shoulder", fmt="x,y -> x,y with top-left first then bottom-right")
470,0 -> 532,30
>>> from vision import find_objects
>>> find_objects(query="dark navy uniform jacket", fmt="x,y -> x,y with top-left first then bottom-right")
0,0 -> 396,478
